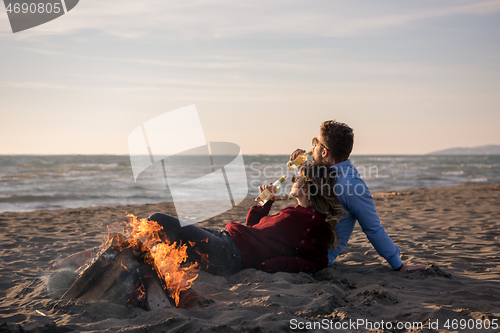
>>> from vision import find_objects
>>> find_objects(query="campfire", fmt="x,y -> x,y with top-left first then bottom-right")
61,214 -> 201,310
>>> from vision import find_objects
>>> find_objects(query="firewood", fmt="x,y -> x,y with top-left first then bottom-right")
61,234 -> 173,309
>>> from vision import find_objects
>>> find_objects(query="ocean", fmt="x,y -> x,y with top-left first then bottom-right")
1,154 -> 499,213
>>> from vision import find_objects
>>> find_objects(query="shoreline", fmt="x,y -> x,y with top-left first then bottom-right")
3,153 -> 500,215
2,181 -> 500,216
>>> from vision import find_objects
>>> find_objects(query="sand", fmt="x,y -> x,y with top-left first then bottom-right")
1,183 -> 499,332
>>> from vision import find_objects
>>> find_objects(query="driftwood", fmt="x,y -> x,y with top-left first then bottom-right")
61,234 -> 200,310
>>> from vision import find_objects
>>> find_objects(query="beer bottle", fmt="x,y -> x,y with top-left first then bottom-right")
255,175 -> 286,206
287,150 -> 312,170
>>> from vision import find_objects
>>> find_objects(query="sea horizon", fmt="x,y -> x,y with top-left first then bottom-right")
1,154 -> 499,213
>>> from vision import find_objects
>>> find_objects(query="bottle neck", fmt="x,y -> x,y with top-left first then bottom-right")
273,176 -> 286,187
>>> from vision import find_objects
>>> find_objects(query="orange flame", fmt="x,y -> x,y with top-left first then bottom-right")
137,283 -> 146,299
120,214 -> 199,306
121,261 -> 129,271
126,278 -> 147,310
193,248 -> 210,267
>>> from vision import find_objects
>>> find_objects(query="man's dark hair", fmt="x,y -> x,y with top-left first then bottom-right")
320,120 -> 354,163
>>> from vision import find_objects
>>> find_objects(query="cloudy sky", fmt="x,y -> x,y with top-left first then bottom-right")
1,0 -> 499,155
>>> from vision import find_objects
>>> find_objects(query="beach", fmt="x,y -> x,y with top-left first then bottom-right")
1,182 -> 499,332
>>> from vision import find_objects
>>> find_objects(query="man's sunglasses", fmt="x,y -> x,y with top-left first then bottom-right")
312,137 -> 329,151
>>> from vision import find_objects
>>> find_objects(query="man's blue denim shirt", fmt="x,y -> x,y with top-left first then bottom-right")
328,159 -> 403,270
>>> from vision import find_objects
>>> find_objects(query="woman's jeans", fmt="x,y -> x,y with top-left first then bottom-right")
148,213 -> 244,276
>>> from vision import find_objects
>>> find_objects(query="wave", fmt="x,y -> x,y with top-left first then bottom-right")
1,154 -> 500,212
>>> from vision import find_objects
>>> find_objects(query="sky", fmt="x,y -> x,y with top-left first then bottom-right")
0,0 -> 499,155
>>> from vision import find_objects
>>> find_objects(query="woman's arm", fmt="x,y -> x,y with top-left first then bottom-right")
245,199 -> 274,226
246,183 -> 276,226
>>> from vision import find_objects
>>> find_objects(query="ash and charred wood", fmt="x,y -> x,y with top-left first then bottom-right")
61,233 -> 201,310
139,264 -> 174,310
62,235 -> 149,305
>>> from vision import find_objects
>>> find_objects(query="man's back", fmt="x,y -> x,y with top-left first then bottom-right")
328,160 -> 403,270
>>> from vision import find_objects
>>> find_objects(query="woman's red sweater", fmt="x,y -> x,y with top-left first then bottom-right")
225,200 -> 329,273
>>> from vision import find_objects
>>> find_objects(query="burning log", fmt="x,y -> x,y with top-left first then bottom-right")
61,234 -> 174,310
61,230 -> 202,310
121,214 -> 199,306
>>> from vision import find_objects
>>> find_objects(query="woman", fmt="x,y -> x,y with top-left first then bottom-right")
146,162 -> 343,276
51,163 -> 343,275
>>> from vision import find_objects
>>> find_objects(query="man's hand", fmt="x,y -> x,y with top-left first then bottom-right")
399,264 -> 427,272
290,149 -> 306,161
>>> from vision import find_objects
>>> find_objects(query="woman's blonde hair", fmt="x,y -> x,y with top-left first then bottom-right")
300,163 -> 344,249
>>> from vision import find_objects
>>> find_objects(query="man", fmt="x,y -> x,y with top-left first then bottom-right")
290,120 -> 425,272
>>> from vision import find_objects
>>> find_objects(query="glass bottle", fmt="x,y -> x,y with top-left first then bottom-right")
255,175 -> 287,206
287,150 -> 313,170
